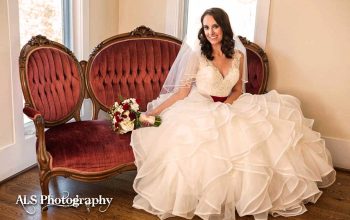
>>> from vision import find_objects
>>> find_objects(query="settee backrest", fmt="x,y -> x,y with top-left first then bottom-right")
19,35 -> 85,126
85,26 -> 181,119
239,36 -> 269,94
85,26 -> 269,119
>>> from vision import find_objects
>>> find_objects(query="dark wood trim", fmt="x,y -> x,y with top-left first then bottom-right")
335,166 -> 350,173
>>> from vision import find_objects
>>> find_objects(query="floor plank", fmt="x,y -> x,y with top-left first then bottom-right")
0,167 -> 349,220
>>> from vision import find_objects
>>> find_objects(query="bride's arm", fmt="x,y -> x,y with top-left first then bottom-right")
224,52 -> 244,104
146,86 -> 192,116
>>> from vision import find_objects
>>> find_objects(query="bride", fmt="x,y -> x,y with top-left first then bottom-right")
131,7 -> 336,220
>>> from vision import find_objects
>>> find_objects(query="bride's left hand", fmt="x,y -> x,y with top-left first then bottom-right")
139,113 -> 156,126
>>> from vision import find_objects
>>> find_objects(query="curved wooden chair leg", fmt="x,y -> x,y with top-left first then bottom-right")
40,173 -> 50,211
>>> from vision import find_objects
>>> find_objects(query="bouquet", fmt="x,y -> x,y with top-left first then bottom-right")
109,98 -> 161,134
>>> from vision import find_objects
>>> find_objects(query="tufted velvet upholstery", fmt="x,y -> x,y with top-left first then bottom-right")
88,39 -> 181,112
26,48 -> 82,122
245,49 -> 264,94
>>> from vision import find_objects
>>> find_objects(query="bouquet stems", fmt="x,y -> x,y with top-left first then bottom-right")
153,116 -> 162,127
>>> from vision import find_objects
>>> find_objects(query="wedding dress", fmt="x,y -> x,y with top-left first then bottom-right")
130,50 -> 336,220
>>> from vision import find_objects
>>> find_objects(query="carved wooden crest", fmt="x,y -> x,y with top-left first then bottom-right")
130,25 -> 156,37
238,36 -> 268,62
90,43 -> 104,58
27,35 -> 53,46
20,35 -> 76,68
19,56 -> 27,69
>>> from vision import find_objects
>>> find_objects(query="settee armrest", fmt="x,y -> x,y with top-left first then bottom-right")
23,106 -> 42,120
23,106 -> 50,167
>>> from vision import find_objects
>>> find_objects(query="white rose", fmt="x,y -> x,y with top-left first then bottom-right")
130,103 -> 139,112
117,106 -> 123,114
113,102 -> 119,108
119,120 -> 134,133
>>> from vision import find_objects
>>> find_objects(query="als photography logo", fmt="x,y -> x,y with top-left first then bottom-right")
16,191 -> 113,214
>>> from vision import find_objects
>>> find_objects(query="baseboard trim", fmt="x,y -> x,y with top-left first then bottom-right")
0,163 -> 37,185
324,136 -> 350,170
335,167 -> 350,173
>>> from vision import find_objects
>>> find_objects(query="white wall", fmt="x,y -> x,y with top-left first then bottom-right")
0,0 -> 14,147
266,0 -> 350,168
266,0 -> 350,139
0,0 -> 37,181
118,0 -> 166,33
89,0 -> 119,51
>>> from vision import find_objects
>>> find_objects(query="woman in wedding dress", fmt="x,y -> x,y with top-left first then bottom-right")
131,8 -> 336,220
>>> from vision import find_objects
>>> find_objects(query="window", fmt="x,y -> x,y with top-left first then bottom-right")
186,0 -> 257,42
18,0 -> 72,124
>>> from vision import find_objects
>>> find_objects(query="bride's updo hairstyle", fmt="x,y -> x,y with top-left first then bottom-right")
198,8 -> 235,61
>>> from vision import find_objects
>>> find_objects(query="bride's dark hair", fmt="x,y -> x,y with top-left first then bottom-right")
198,8 -> 235,60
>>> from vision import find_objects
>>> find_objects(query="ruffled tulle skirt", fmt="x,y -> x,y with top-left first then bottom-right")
130,88 -> 336,220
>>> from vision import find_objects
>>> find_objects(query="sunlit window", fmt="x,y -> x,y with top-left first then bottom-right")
186,0 -> 257,41
18,0 -> 72,124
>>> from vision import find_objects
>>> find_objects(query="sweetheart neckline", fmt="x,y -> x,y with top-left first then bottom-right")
208,61 -> 234,80
207,58 -> 234,79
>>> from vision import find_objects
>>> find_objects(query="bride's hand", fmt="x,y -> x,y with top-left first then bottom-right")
139,113 -> 156,126
145,110 -> 159,117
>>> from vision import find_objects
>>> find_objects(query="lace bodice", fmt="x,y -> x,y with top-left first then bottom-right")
196,51 -> 241,97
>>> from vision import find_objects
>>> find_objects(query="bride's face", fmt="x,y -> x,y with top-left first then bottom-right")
202,15 -> 223,46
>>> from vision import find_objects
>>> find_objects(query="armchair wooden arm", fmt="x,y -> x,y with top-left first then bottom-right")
23,106 -> 49,166
23,106 -> 41,120
23,106 -> 50,203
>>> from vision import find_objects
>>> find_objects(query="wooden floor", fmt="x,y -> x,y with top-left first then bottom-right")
0,167 -> 349,220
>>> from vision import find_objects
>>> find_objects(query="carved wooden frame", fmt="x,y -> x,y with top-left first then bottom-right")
238,36 -> 269,94
18,36 -> 127,209
19,35 -> 85,127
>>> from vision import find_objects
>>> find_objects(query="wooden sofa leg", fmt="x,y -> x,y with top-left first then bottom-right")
40,172 -> 50,211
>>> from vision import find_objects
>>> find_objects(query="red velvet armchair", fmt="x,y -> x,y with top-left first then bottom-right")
19,26 -> 268,209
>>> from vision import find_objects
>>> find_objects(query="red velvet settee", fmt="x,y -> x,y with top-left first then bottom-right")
19,26 -> 268,208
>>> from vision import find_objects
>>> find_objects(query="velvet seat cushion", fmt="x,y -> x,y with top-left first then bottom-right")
43,120 -> 134,172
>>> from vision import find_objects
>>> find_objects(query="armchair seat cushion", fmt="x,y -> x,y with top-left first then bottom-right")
44,120 -> 134,172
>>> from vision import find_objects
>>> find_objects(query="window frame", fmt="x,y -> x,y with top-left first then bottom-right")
20,0 -> 90,135
166,0 -> 270,49
20,0 -> 73,129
